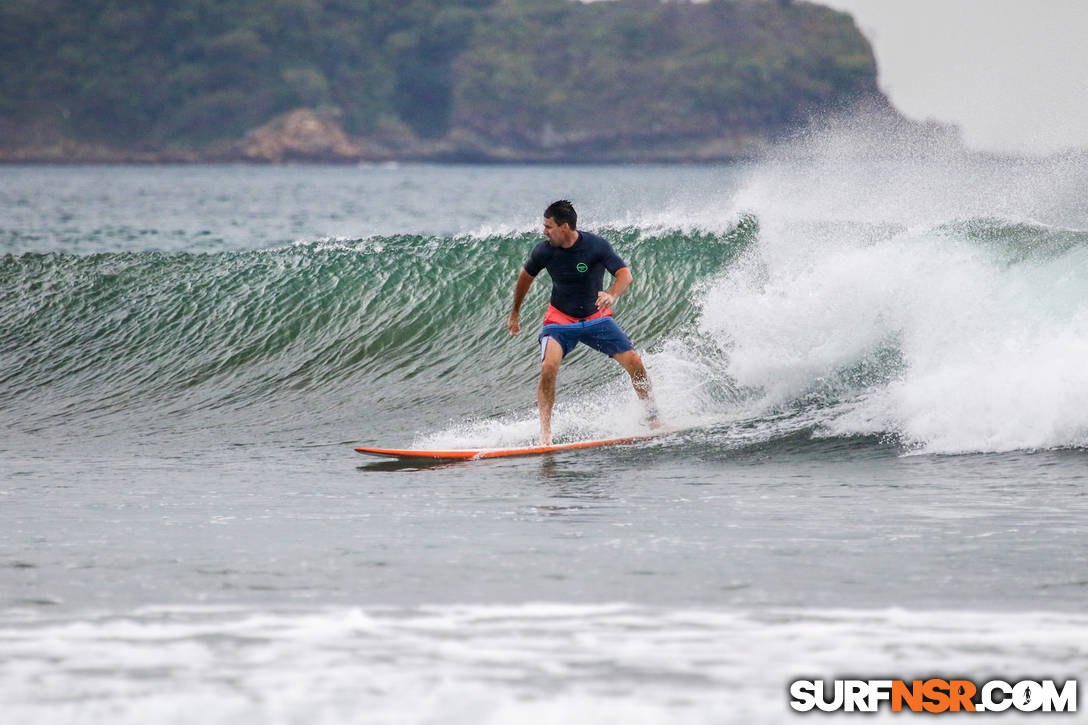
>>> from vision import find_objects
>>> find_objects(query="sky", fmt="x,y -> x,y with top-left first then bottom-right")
813,0 -> 1088,155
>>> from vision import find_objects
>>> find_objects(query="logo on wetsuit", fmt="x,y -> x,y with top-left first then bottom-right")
576,262 -> 588,273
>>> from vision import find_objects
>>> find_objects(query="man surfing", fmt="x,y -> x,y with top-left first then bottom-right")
507,200 -> 659,445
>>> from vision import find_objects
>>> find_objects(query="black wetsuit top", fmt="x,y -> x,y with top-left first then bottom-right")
523,231 -> 627,319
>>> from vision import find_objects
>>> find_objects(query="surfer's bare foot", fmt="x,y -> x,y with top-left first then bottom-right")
643,405 -> 663,430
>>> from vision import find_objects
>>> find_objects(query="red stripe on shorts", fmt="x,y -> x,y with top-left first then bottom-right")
541,304 -> 612,326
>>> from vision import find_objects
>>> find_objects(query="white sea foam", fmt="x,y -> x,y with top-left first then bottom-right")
417,382 -> 656,450
1,604 -> 1082,724
688,114 -> 1088,454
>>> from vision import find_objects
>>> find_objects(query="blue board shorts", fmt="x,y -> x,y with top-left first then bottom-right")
538,316 -> 634,360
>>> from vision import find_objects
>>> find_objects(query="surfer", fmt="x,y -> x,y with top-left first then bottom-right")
507,200 -> 659,445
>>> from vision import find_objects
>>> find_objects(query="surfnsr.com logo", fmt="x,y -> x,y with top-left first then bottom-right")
789,679 -> 1077,713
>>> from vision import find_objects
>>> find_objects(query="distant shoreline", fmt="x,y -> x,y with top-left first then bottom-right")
0,112 -> 771,165
5,105 -> 1072,166
0,154 -> 765,165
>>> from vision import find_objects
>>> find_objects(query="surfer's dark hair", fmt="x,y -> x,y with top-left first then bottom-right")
545,200 -> 577,230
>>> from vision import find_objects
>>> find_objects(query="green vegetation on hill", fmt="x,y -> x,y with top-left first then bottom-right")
1,0 -> 492,147
453,0 -> 878,155
0,0 -> 882,159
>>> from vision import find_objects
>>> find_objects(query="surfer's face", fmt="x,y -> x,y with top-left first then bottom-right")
543,216 -> 569,246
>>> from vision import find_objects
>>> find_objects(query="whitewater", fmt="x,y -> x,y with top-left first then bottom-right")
1,119 -> 1086,723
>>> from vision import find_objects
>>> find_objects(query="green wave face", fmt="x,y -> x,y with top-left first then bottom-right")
0,224 -> 753,442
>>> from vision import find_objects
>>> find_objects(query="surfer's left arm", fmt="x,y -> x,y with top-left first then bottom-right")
596,266 -> 632,311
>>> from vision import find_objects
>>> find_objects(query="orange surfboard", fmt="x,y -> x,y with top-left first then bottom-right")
355,433 -> 661,461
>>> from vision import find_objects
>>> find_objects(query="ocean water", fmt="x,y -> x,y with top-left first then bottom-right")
2,124 -> 1087,723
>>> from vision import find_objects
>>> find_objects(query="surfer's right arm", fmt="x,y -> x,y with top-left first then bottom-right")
508,268 -> 535,336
